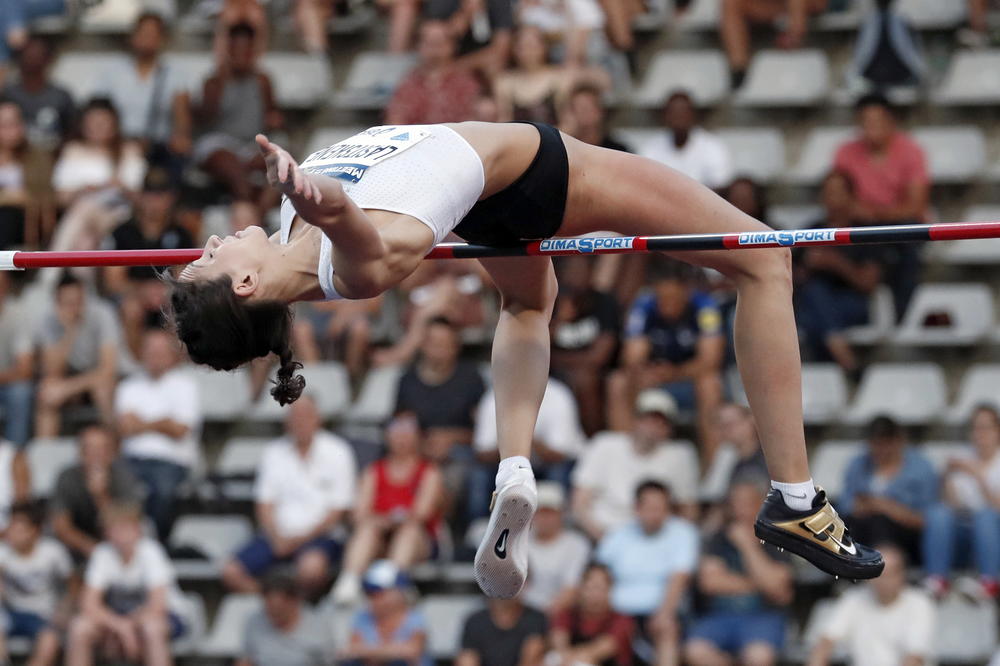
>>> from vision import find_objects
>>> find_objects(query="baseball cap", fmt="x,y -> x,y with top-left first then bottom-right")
362,560 -> 411,593
536,481 -> 565,510
635,389 -> 678,421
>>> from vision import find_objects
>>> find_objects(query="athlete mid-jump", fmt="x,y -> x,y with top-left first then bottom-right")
170,122 -> 883,597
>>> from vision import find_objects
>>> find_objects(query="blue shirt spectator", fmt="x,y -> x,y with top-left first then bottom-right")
624,290 -> 722,365
840,446 -> 937,516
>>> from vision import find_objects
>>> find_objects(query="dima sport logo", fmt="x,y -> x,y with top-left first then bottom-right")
737,229 -> 837,247
539,237 -> 636,253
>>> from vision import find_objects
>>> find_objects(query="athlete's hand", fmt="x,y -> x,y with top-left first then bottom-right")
256,134 -> 322,204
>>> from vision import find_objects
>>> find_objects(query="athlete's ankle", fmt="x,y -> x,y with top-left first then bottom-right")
770,479 -> 816,511
496,456 -> 533,487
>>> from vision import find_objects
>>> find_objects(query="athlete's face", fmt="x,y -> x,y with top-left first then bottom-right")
180,225 -> 271,297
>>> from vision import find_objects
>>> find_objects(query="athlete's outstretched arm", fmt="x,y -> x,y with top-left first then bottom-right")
257,135 -> 433,299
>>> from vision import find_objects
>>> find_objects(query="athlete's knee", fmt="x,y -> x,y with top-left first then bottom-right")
725,247 -> 792,287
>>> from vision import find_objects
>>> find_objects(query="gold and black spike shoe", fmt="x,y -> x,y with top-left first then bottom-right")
754,487 -> 884,580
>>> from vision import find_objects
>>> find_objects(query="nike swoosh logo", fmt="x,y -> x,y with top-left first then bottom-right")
786,492 -> 808,499
828,530 -> 857,556
494,529 -> 509,559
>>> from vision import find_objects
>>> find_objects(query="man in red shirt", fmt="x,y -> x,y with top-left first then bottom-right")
833,93 -> 930,317
385,20 -> 482,125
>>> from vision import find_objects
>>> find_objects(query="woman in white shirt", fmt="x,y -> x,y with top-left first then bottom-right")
0,102 -> 28,247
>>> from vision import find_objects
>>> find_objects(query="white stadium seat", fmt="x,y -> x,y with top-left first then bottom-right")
895,0 -> 968,29
80,0 -> 176,34
893,283 -> 994,345
912,126 -> 987,184
260,54 -> 333,109
335,52 -> 418,110
346,364 -> 405,424
677,0 -> 721,31
784,126 -> 854,185
921,441 -> 964,473
192,367 -> 251,422
935,50 -> 1000,105
51,53 -> 120,102
946,364 -> 1000,424
305,127 -> 367,156
173,592 -> 206,655
716,128 -> 786,183
801,364 -> 849,425
811,440 -> 863,500
843,285 -> 896,345
214,437 -> 270,501
26,438 -> 78,497
735,50 -> 831,107
844,362 -> 947,425
935,596 -> 998,663
631,50 -> 730,108
613,128 -> 659,154
164,52 -> 215,99
420,595 -> 485,658
936,206 -> 1000,264
169,515 -> 253,578
198,595 -> 261,658
768,205 -> 823,230
248,362 -> 351,421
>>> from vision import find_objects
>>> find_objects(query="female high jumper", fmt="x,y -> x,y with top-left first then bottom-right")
169,122 -> 884,597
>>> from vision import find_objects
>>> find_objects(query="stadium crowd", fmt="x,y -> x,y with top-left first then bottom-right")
0,0 -> 997,664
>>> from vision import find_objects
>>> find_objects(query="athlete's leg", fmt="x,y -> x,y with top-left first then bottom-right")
472,256 -> 558,598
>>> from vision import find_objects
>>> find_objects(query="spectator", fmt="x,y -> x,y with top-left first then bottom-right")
795,171 -> 884,374
701,403 -> 768,504
237,570 -> 335,666
1,4 -> 67,83
67,501 -> 188,666
574,390 -> 699,540
522,482 -> 591,615
471,377 -> 584,520
95,12 -> 193,171
212,0 -> 269,64
849,0 -> 925,90
560,83 -> 628,152
395,317 -> 485,463
376,0 -> 422,53
841,416 -> 937,564
721,0 -> 829,88
115,328 -> 201,542
548,563 -> 634,666
293,296 -> 383,380
0,500 -> 73,666
962,0 -> 994,47
637,91 -> 733,191
340,560 -> 431,666
385,20 -> 482,126
223,394 -> 356,596
922,405 -> 1000,601
0,101 -> 28,249
0,435 -> 28,533
51,424 -> 142,562
195,22 -> 282,215
550,255 -> 620,435
424,0 -> 514,76
518,0 -> 606,66
596,481 -> 698,666
34,274 -> 120,438
494,26 -> 608,125
725,177 -> 768,224
808,543 -> 935,666
332,411 -> 444,606
606,263 -> 725,463
457,597 -> 547,666
833,93 -> 929,317
684,479 -> 793,666
0,34 -> 73,151
0,271 -> 33,446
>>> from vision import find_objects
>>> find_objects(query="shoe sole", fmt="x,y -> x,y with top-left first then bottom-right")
754,520 -> 884,580
474,483 -> 536,599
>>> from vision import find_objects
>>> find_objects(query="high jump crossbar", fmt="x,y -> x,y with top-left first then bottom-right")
3,221 -> 1000,270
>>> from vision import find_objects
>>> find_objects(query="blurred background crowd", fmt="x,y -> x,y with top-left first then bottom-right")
0,0 -> 999,664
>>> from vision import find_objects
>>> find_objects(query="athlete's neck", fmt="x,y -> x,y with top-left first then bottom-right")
258,235 -> 326,303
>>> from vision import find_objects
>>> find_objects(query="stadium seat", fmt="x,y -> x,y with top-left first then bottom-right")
191,366 -> 251,422
163,52 -> 214,99
935,50 -> 1000,105
814,0 -> 868,30
893,283 -> 994,345
334,52 -> 418,110
305,127 -> 367,156
677,0 -> 721,31
946,364 -> 1000,424
920,441 -> 964,473
768,205 -> 823,230
843,285 -> 896,345
801,364 -> 849,425
215,437 -> 270,501
844,362 -> 947,425
784,126 -> 854,185
632,0 -> 670,31
260,54 -> 333,109
51,52 -> 120,103
895,0 -> 968,29
912,126 -> 987,184
420,595 -> 485,659
631,50 -> 730,108
26,437 -> 77,497
346,364 -> 405,424
935,596 -> 998,663
169,515 -> 254,578
613,128 -> 659,155
329,2 -> 377,35
247,362 -> 351,421
811,440 -> 864,500
716,128 -> 786,183
198,594 -> 262,658
174,592 -> 207,655
936,206 -> 1000,264
735,50 -> 831,107
80,0 -> 176,33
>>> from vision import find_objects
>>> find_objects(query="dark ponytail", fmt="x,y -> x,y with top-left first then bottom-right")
164,272 -> 307,405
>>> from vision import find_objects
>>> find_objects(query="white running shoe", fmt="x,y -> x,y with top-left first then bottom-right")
474,467 -> 537,599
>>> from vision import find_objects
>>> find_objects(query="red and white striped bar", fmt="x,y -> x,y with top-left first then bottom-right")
3,220 -> 1000,269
